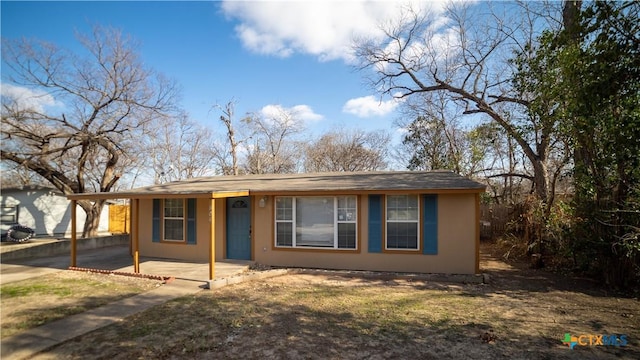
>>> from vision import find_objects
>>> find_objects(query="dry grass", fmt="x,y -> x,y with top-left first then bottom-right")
31,251 -> 640,360
0,271 -> 163,338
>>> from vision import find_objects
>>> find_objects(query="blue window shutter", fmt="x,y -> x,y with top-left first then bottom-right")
423,195 -> 438,254
186,198 -> 197,245
368,195 -> 382,253
152,199 -> 161,242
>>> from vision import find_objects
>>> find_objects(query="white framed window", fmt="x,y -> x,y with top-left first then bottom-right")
1,206 -> 18,224
386,194 -> 419,250
275,196 -> 357,249
163,199 -> 185,242
276,197 -> 293,247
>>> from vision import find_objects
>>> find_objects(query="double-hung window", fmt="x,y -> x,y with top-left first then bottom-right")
386,195 -> 419,250
152,198 -> 196,244
163,199 -> 185,242
275,196 -> 357,249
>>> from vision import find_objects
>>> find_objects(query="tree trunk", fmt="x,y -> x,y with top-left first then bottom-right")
532,161 -> 550,211
562,1 -> 582,41
563,0 -> 586,206
78,199 -> 105,238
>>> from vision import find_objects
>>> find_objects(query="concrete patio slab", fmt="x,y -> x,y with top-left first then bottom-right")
1,243 -> 252,285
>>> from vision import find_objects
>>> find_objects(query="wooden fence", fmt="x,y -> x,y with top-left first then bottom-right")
108,204 -> 130,234
479,203 -> 524,240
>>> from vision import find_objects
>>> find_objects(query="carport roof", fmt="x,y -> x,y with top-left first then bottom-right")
66,170 -> 486,200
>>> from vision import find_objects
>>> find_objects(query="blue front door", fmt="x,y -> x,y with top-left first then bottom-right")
226,197 -> 251,260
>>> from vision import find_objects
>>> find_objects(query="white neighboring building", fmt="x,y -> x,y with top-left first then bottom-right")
0,186 -> 109,237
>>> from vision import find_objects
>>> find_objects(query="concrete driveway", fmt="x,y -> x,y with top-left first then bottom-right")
0,244 -> 252,285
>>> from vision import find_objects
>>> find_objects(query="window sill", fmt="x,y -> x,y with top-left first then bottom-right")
273,246 -> 360,253
383,248 -> 423,254
159,240 -> 188,245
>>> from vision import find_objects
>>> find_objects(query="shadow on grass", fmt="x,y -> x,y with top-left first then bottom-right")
174,293 -> 640,359
37,283 -> 640,360
5,243 -> 639,359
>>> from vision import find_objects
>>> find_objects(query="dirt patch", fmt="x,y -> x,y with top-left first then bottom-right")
26,245 -> 640,359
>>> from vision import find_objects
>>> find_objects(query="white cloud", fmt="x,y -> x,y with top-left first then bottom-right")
290,104 -> 324,122
221,0 -> 448,63
234,24 -> 294,58
260,104 -> 323,123
0,83 -> 58,112
342,95 -> 401,118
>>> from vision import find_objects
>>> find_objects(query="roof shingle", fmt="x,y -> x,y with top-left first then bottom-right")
67,171 -> 486,199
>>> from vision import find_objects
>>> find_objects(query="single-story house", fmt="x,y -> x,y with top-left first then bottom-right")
66,171 -> 485,279
1,186 -> 110,238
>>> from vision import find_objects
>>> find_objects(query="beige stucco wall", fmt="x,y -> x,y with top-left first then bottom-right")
253,193 -> 478,275
137,198 -> 224,262
136,193 -> 478,274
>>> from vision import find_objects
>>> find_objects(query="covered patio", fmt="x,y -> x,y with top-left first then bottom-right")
0,242 -> 252,285
67,190 -> 248,281
102,255 -> 254,283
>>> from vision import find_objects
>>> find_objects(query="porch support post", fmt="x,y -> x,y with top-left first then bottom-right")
70,199 -> 77,267
132,199 -> 140,273
209,198 -> 216,280
475,193 -> 480,274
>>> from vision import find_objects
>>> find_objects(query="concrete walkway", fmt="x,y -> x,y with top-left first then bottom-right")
1,279 -> 202,360
0,243 -> 253,360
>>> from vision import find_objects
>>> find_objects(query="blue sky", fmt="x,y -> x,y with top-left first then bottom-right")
1,0 -> 436,140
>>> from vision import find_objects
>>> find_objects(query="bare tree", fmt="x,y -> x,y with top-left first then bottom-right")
0,162 -> 50,188
467,122 -> 530,204
304,129 -> 390,172
212,101 -> 249,175
397,89 -> 521,195
354,2 -> 568,214
1,26 -> 179,236
144,112 -> 218,183
243,107 -> 305,174
397,91 -> 467,173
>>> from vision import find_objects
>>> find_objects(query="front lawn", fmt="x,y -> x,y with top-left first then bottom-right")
29,254 -> 640,360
